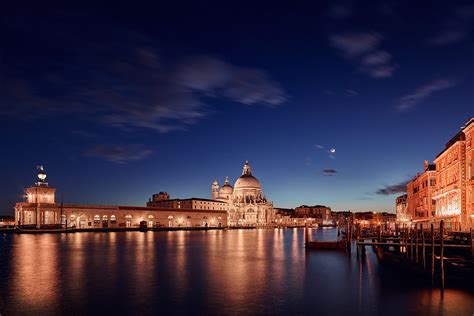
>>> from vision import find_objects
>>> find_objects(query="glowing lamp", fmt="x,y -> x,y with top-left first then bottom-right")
37,166 -> 47,182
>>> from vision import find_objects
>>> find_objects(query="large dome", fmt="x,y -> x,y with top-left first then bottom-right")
234,174 -> 261,190
234,161 -> 261,190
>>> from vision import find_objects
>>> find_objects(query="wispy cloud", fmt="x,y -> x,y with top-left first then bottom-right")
375,180 -> 408,195
427,4 -> 474,46
1,34 -> 287,134
427,30 -> 468,46
345,89 -> 358,96
330,32 -> 381,58
397,79 -> 457,111
330,32 -> 396,78
85,144 -> 152,164
322,169 -> 337,176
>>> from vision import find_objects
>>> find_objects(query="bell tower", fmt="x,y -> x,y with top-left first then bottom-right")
211,179 -> 219,199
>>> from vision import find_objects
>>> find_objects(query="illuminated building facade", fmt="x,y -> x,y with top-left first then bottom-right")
432,118 -> 474,230
212,161 -> 275,226
395,194 -> 409,222
294,205 -> 332,224
406,160 -> 436,221
400,118 -> 474,230
138,161 -> 275,227
14,167 -> 227,229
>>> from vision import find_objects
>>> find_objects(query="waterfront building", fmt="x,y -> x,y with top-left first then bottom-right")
406,160 -> 436,221
399,118 -> 474,230
211,161 -> 275,226
432,118 -> 474,230
395,194 -> 409,222
14,167 -> 227,229
147,195 -> 228,211
0,215 -> 15,227
353,211 -> 396,230
294,205 -> 332,225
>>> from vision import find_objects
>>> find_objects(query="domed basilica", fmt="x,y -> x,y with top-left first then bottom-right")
212,161 -> 274,226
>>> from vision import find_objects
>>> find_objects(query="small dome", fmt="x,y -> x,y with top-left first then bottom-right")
219,176 -> 234,195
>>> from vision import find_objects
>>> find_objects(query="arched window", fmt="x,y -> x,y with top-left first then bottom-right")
94,215 -> 100,224
168,215 -> 174,219
148,214 -> 154,219
110,215 -> 117,223
102,215 -> 108,221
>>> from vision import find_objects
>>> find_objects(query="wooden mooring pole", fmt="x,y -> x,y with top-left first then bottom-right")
470,228 -> 473,258
421,224 -> 426,271
415,224 -> 419,264
403,227 -> 408,259
440,220 -> 445,294
431,223 -> 435,286
410,226 -> 414,261
305,222 -> 309,245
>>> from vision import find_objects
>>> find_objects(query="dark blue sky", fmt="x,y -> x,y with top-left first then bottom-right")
1,1 -> 473,214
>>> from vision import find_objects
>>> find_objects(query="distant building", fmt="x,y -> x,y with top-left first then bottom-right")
15,167 -> 227,229
295,205 -> 331,225
354,211 -> 396,230
406,160 -> 436,221
0,215 -> 15,227
395,194 -> 409,222
147,196 -> 228,211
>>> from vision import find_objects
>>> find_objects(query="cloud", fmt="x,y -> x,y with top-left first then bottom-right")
0,35 -> 287,134
375,181 -> 408,195
427,4 -> 474,46
330,32 -> 382,58
322,169 -> 337,176
85,144 -> 152,164
345,89 -> 358,96
314,144 -> 325,149
397,79 -> 457,111
330,32 -> 396,78
427,30 -> 468,46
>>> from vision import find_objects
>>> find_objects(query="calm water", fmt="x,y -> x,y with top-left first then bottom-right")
0,228 -> 473,315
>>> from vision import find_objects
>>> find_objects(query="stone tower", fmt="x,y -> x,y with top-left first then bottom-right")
211,179 -> 219,200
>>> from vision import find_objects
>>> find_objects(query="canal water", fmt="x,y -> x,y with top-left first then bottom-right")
0,228 -> 473,315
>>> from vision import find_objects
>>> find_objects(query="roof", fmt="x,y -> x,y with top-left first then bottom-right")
436,130 -> 465,159
17,203 -> 228,214
297,205 -> 330,209
153,198 -> 226,203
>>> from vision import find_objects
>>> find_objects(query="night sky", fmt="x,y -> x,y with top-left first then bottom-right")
1,1 -> 473,214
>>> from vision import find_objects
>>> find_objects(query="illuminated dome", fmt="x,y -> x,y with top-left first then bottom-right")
234,161 -> 261,190
219,177 -> 234,195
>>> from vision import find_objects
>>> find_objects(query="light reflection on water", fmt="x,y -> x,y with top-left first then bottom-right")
0,228 -> 473,315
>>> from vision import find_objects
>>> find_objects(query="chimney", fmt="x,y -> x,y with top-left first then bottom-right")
424,160 -> 428,171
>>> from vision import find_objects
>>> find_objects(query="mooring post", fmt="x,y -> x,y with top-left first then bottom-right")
470,228 -> 473,258
410,226 -> 414,261
405,226 -> 408,258
440,220 -> 445,295
431,223 -> 435,286
305,222 -> 309,246
421,224 -> 426,270
415,224 -> 419,264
